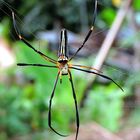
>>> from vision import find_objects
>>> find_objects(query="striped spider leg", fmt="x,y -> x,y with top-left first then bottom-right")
12,0 -> 123,140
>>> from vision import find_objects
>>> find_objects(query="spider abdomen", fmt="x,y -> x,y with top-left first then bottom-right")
58,62 -> 69,75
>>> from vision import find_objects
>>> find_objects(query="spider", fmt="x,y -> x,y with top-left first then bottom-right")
11,0 -> 123,140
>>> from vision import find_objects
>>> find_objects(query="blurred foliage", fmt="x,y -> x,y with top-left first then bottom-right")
100,8 -> 116,25
133,0 -> 140,11
0,0 -> 140,140
0,18 -> 11,38
0,0 -> 119,34
82,84 -> 125,131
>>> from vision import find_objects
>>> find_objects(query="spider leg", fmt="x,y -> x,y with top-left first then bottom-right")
48,71 -> 68,137
70,66 -> 124,92
17,63 -> 57,68
12,11 -> 57,64
71,64 -> 102,73
69,0 -> 98,61
68,70 -> 79,140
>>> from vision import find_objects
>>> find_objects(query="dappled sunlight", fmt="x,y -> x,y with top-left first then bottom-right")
0,38 -> 15,69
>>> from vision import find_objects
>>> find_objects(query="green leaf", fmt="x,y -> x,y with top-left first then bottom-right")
100,8 -> 116,25
133,0 -> 140,11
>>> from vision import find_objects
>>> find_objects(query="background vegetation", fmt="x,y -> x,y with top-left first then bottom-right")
0,0 -> 140,140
